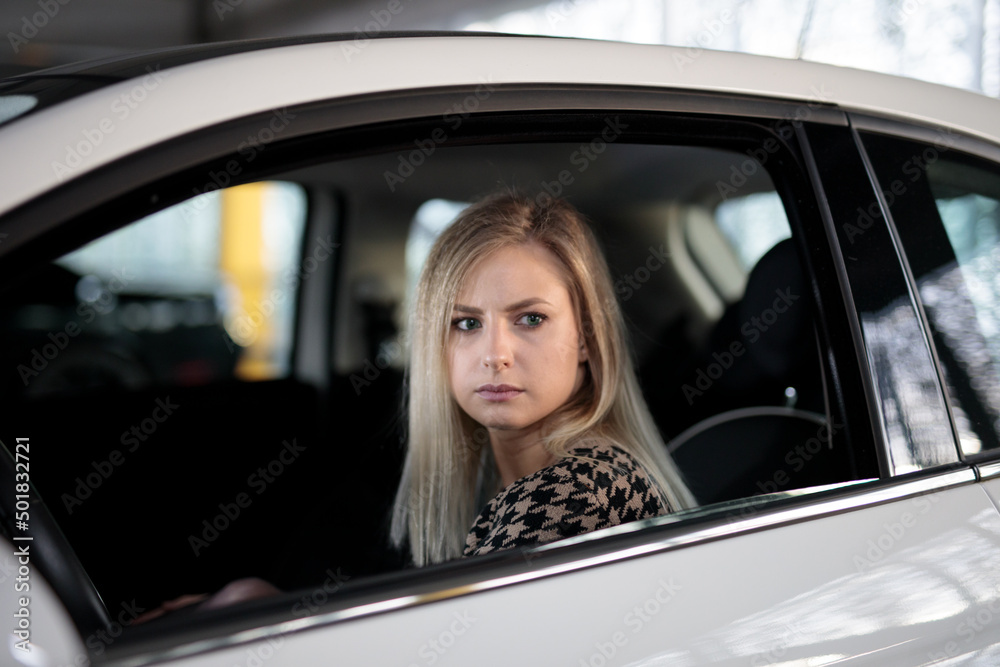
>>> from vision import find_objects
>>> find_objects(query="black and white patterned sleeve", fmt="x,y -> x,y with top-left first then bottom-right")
464,447 -> 667,557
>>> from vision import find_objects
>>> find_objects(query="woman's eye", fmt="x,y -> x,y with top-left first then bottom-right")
518,313 -> 546,327
453,317 -> 481,331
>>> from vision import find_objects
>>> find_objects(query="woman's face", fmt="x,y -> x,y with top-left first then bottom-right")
448,242 -> 588,441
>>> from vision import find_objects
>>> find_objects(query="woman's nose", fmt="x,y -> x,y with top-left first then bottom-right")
482,323 -> 512,369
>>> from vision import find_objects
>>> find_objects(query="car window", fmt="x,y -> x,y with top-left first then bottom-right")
404,198 -> 470,329
684,191 -> 792,305
860,130 -> 1000,458
328,137 -> 871,508
715,191 -> 792,271
6,181 -> 306,398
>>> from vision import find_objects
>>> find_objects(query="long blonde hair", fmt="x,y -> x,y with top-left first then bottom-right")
391,191 -> 695,566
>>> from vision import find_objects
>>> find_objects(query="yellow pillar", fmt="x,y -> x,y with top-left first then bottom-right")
219,182 -> 273,380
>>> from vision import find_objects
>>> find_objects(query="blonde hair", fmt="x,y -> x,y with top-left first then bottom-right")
391,191 -> 695,566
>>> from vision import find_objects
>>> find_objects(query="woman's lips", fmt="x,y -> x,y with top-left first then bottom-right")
476,384 -> 523,402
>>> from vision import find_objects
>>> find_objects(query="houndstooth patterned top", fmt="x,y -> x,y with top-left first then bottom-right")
463,440 -> 670,557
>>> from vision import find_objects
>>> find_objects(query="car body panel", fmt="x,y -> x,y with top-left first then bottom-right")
0,539 -> 88,666
978,471 -> 1000,517
3,36 -> 1000,217
125,479 -> 1000,666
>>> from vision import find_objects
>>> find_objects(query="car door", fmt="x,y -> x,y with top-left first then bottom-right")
3,36 -> 1000,667
249,102 -> 994,667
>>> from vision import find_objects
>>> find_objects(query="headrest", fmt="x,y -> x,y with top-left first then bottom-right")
737,238 -> 810,380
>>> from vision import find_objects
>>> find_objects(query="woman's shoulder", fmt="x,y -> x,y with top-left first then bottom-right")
480,439 -> 658,504
561,438 -> 652,482
488,439 -> 641,501
463,439 -> 667,557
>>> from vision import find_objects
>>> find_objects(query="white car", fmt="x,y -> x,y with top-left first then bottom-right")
3,33 -> 1000,666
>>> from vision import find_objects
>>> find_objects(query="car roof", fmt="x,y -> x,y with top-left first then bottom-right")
1,33 -> 999,217
0,32 -> 495,123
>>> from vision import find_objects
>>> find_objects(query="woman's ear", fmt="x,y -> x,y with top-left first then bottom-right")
578,336 -> 589,363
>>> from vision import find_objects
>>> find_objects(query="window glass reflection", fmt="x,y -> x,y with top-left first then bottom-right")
927,166 -> 1000,455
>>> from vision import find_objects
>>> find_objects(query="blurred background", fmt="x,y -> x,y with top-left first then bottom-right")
1,0 -> 998,95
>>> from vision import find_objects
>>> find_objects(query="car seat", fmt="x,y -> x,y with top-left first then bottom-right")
658,239 -> 843,504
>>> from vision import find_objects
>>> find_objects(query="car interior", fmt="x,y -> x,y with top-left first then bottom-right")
0,114 -> 882,641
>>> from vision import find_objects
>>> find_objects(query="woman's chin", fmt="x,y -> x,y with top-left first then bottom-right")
473,412 -> 542,434
476,418 -> 516,431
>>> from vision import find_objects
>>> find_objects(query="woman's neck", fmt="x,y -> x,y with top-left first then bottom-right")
489,427 -> 557,488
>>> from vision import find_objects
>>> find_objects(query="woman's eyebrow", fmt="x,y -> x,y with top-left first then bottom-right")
453,298 -> 553,315
453,304 -> 483,315
504,297 -> 553,312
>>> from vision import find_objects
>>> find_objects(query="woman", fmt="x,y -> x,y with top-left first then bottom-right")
137,191 -> 691,622
391,191 -> 694,566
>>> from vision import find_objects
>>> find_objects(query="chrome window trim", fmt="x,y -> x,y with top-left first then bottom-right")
977,460 -> 1000,480
105,467 -> 977,667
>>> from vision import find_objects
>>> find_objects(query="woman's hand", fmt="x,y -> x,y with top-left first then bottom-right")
132,593 -> 209,625
131,577 -> 281,625
199,576 -> 282,610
